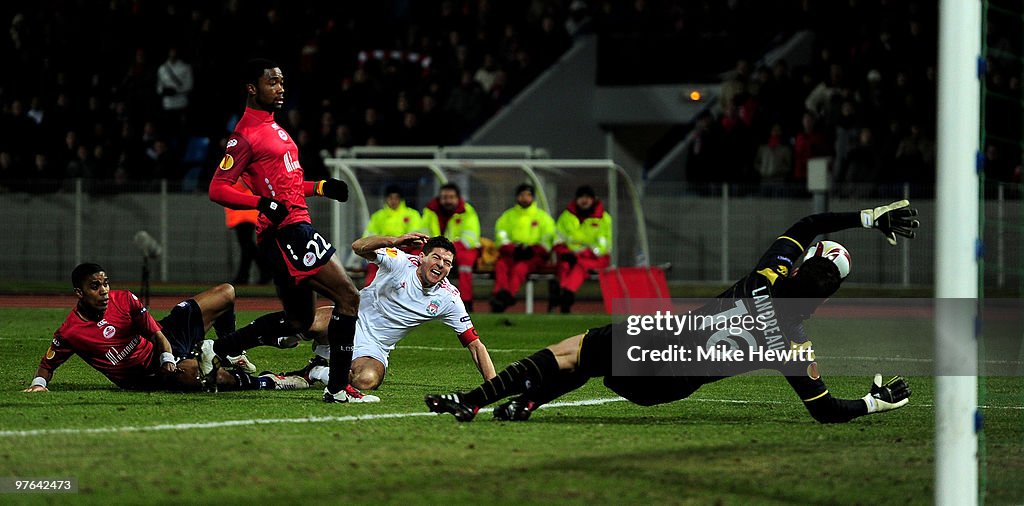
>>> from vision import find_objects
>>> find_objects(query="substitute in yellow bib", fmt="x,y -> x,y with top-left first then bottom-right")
363,185 -> 424,286
551,185 -> 611,313
490,183 -> 555,312
422,183 -> 482,311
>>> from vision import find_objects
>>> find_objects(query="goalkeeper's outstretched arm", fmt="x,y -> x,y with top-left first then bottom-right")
779,200 -> 920,249
788,374 -> 912,424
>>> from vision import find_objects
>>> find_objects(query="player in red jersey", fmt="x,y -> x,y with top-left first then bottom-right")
207,59 -> 369,403
22,263 -> 306,392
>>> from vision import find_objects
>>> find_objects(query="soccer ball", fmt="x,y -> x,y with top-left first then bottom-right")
803,240 -> 851,279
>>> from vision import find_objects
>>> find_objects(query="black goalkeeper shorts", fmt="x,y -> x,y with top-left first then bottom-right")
579,322 -> 712,406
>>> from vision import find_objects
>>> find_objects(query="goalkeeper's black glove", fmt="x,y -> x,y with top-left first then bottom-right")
316,178 -> 348,202
257,197 -> 289,225
860,199 -> 920,246
861,374 -> 911,414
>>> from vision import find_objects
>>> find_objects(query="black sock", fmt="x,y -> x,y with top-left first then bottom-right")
213,311 -> 289,357
213,305 -> 236,339
220,371 -> 274,391
516,368 -> 591,407
461,348 -> 559,408
326,313 -> 357,394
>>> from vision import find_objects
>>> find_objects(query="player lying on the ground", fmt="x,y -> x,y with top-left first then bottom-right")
278,234 -> 496,398
426,201 -> 919,423
22,263 -> 307,393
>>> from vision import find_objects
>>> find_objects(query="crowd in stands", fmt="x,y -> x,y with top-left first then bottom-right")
0,0 -> 578,193
0,0 -> 1020,196
688,0 -> 1022,193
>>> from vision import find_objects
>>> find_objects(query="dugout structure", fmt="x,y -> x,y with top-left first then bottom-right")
322,156 -> 651,274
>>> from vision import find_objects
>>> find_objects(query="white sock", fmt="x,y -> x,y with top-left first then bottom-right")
309,366 -> 331,384
314,344 -> 331,360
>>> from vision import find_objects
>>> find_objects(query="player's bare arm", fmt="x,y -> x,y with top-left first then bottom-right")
351,233 -> 429,260
147,330 -> 179,374
467,339 -> 496,380
22,366 -> 53,392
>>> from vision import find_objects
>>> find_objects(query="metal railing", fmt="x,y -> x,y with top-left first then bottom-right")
1,178 -> 1019,292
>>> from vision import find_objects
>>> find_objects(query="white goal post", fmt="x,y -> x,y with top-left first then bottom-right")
935,0 -> 980,504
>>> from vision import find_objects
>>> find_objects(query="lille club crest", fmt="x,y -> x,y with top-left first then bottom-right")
426,299 -> 441,316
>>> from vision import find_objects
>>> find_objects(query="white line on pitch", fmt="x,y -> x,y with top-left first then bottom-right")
0,397 -> 624,438
1,396 -> 1021,439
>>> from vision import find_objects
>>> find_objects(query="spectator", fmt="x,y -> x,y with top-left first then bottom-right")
0,151 -> 17,190
754,123 -> 792,194
474,53 -> 500,93
26,96 -> 44,126
354,107 -> 386,146
792,111 -> 829,184
893,123 -> 934,184
840,127 -> 884,197
686,112 -> 725,189
983,143 -> 1012,183
156,47 -> 194,138
27,153 -> 60,193
833,100 -> 861,181
392,112 -> 424,146
333,124 -> 355,153
65,144 -> 96,179
417,95 -> 444,146
444,70 -> 486,142
565,0 -> 594,41
532,14 -> 570,69
490,183 -> 555,313
804,63 -> 845,128
720,59 -> 751,111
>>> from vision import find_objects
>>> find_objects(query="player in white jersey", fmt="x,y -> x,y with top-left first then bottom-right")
287,233 -> 497,397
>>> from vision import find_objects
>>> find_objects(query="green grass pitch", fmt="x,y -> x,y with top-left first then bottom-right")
0,307 -> 1021,504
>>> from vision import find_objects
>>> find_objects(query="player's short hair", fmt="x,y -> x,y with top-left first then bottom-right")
71,263 -> 105,289
514,183 -> 534,196
423,236 -> 456,260
439,182 -> 461,197
791,256 -> 842,299
243,58 -> 279,87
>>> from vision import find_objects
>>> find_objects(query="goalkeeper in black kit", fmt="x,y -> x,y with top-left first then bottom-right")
426,200 -> 920,423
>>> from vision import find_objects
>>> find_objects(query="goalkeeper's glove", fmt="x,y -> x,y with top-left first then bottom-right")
316,178 -> 349,202
862,373 -> 911,414
257,197 -> 289,225
860,199 -> 920,246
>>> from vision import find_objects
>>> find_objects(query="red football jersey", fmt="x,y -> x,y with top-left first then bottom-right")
39,290 -> 162,386
209,107 -> 314,241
